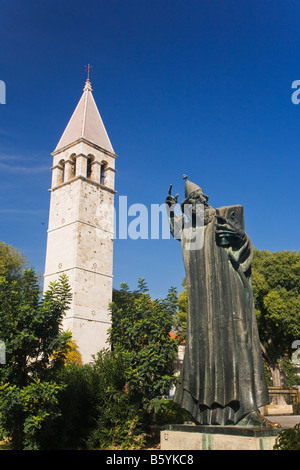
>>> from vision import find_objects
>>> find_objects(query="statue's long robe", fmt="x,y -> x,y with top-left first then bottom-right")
174,206 -> 270,425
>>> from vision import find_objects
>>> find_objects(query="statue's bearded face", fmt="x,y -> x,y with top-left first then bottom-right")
182,193 -> 207,218
180,195 -> 205,230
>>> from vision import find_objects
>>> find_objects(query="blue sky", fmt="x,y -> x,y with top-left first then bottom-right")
0,0 -> 299,299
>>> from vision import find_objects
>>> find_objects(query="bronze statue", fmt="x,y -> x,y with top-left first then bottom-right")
166,176 -> 277,427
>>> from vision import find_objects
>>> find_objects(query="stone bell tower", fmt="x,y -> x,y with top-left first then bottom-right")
44,77 -> 117,363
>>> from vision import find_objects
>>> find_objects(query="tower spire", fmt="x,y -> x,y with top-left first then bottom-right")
54,67 -> 114,153
84,64 -> 93,92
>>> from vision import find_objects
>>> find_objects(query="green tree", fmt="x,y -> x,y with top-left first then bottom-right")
38,362 -> 102,449
0,379 -> 62,450
109,278 -> 179,412
0,270 -> 72,386
0,241 -> 28,281
274,423 -> 300,450
252,249 -> 300,386
0,268 -> 73,449
86,350 -> 144,449
37,351 -> 144,450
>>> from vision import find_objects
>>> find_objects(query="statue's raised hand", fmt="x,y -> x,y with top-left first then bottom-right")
165,184 -> 179,207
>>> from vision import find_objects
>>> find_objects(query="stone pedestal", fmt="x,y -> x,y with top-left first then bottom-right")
160,424 -> 280,451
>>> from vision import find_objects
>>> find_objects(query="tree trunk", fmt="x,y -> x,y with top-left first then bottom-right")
260,342 -> 282,387
269,362 -> 282,387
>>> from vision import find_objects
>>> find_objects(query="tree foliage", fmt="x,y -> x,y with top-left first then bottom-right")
0,269 -> 72,386
0,257 -> 73,449
109,278 -> 179,409
85,350 -> 144,449
274,423 -> 300,450
252,249 -> 300,385
0,379 -> 62,450
0,243 -> 184,449
0,241 -> 28,281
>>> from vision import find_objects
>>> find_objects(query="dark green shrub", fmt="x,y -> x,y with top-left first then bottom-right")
0,270 -> 72,450
38,363 -> 99,449
0,380 -> 63,450
39,350 -> 145,450
147,397 -> 191,425
85,350 -> 144,449
274,423 -> 300,450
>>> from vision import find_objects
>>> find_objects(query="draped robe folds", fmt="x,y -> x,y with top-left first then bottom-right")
172,204 -> 270,425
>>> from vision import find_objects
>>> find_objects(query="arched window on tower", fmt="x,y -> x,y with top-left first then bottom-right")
70,154 -> 76,178
58,159 -> 65,185
100,161 -> 107,185
87,155 -> 95,179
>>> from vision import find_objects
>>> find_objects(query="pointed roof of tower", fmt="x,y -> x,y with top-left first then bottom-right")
54,79 -> 114,154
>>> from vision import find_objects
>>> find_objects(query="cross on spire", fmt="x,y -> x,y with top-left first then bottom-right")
85,64 -> 93,81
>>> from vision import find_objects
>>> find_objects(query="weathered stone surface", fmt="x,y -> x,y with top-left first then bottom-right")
164,424 -> 279,437
160,428 -> 278,450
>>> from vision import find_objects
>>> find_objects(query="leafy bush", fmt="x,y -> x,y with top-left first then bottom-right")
38,350 -> 146,450
274,423 -> 300,450
38,363 -> 99,449
0,270 -> 72,449
147,397 -> 191,425
110,279 -> 179,410
0,380 -> 63,450
85,350 -> 144,449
